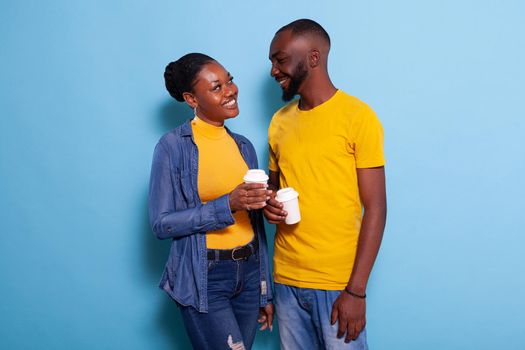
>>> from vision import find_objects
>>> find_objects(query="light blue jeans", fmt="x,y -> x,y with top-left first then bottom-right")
274,283 -> 368,350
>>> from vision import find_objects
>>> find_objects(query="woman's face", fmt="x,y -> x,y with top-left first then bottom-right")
188,61 -> 239,125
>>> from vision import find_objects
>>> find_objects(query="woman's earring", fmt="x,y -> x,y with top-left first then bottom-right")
193,106 -> 198,117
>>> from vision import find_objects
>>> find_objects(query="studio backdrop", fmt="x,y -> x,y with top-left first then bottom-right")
1,1 -> 524,349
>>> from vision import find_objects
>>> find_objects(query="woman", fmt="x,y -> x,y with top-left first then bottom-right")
148,53 -> 274,349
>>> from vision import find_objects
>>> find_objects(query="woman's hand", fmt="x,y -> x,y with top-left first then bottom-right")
229,183 -> 272,212
258,304 -> 274,331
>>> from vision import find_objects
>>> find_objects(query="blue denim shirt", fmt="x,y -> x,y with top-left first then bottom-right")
148,119 -> 272,312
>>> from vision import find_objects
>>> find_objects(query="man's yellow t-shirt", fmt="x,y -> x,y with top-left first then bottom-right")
268,90 -> 385,290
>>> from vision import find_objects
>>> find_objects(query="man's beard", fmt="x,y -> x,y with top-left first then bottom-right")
282,61 -> 308,102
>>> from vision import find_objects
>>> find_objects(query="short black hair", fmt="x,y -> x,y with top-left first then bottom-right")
164,53 -> 215,102
276,19 -> 331,46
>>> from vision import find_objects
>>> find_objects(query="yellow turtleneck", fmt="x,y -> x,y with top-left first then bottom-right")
191,116 -> 253,249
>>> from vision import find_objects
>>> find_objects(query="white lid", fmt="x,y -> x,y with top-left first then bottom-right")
276,187 -> 299,202
243,169 -> 269,182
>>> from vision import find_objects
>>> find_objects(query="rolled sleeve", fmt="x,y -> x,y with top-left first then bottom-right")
212,194 -> 235,227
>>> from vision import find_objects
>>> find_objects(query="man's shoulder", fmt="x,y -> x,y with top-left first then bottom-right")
332,90 -> 380,126
336,90 -> 373,112
272,100 -> 299,119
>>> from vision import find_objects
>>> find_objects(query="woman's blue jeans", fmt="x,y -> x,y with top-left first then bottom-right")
179,253 -> 260,350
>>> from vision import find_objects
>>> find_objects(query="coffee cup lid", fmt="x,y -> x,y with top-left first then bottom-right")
243,169 -> 269,182
276,187 -> 299,202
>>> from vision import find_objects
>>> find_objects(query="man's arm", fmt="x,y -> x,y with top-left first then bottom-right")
263,170 -> 287,224
267,170 -> 280,192
331,166 -> 387,342
348,166 -> 387,295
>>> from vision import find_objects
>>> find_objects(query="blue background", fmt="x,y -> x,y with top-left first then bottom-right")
1,1 -> 524,349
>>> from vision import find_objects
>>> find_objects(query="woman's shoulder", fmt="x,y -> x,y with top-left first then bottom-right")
157,120 -> 193,147
226,128 -> 254,147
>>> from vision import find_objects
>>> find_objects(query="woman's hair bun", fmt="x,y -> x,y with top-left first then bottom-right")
164,53 -> 215,102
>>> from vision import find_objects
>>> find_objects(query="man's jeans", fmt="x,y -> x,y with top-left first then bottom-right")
179,254 -> 260,350
275,283 -> 368,350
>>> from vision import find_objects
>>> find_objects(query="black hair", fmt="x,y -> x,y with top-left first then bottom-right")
276,19 -> 331,46
164,53 -> 215,102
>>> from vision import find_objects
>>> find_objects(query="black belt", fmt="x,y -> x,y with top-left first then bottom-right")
207,239 -> 258,261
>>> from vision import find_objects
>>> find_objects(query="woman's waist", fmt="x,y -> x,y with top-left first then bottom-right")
206,211 -> 254,249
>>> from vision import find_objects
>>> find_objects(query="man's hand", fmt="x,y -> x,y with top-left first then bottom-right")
263,195 -> 287,224
229,183 -> 272,212
331,292 -> 366,343
258,304 -> 274,331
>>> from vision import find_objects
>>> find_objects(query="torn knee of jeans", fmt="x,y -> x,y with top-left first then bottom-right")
227,334 -> 245,350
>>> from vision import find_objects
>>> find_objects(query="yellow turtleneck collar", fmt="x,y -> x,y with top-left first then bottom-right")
191,116 -> 227,140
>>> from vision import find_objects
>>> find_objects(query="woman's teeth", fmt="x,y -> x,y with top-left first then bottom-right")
224,99 -> 237,108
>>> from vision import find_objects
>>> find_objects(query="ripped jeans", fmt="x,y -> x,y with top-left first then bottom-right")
179,253 -> 260,350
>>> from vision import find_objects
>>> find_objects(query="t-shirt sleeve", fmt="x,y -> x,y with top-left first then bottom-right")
268,143 -> 278,172
268,116 -> 280,172
350,106 -> 386,168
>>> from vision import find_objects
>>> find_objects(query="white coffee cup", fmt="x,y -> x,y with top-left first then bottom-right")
243,169 -> 269,184
276,187 -> 300,225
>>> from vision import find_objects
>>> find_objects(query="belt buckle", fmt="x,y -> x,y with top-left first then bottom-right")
231,246 -> 244,261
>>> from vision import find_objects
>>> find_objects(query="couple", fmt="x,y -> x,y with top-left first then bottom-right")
148,19 -> 386,350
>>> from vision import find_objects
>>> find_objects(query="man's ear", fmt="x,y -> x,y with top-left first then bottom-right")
182,92 -> 197,109
308,49 -> 320,68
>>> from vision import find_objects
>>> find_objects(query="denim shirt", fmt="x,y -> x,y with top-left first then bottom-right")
148,119 -> 273,312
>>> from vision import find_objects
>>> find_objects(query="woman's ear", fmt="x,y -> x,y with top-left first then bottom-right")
183,92 -> 197,109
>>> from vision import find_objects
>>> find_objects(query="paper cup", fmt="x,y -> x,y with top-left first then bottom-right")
276,187 -> 300,224
243,169 -> 269,184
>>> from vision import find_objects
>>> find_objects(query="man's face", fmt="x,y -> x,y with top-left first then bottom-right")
269,30 -> 309,101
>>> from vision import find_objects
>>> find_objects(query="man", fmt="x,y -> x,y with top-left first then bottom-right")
264,19 -> 387,349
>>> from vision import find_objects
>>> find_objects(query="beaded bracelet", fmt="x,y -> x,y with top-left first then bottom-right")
344,287 -> 366,299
